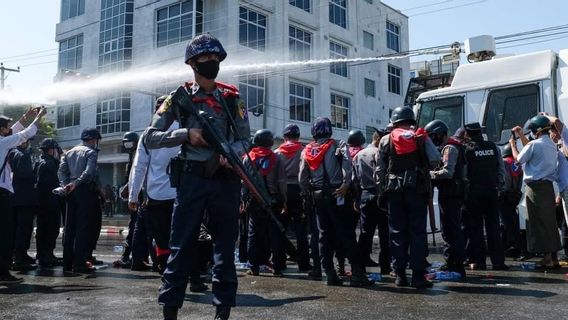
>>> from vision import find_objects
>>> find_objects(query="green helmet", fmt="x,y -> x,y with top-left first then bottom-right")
527,115 -> 551,134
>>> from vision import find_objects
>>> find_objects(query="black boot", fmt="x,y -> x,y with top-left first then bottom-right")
215,306 -> 231,320
163,306 -> 178,320
411,270 -> 433,289
395,270 -> 409,287
325,270 -> 343,286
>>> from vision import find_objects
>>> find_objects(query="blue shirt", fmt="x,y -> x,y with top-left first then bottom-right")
517,134 -> 557,183
556,151 -> 568,193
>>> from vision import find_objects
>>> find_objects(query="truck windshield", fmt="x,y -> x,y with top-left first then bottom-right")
483,84 -> 539,142
417,96 -> 463,135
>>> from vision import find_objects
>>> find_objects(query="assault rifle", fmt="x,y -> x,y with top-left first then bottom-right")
171,86 -> 285,232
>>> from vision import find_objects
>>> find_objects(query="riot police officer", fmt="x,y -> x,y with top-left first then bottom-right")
462,122 -> 508,270
243,129 -> 287,276
274,124 -> 311,272
425,120 -> 467,277
376,107 -> 440,288
58,127 -> 102,273
35,138 -> 64,267
143,34 -> 250,320
499,144 -> 523,257
354,128 -> 391,273
299,117 -> 373,287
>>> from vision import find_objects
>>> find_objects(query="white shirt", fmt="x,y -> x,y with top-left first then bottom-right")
0,121 -> 38,193
128,122 -> 180,202
517,134 -> 558,183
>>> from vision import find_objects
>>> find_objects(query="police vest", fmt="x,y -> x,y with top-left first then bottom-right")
386,137 -> 419,174
464,139 -> 499,189
436,144 -> 466,197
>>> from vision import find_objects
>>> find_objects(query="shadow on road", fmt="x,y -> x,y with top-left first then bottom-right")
0,283 -> 106,295
185,293 -> 325,307
84,271 -> 161,280
444,285 -> 556,298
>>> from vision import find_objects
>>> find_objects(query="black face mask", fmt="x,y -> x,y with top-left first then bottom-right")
194,60 -> 220,79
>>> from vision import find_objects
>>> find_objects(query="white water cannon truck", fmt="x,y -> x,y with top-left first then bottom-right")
414,35 -> 568,229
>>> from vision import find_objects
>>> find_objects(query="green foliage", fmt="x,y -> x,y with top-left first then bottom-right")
1,105 -> 56,149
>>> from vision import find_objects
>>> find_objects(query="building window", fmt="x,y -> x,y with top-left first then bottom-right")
238,74 -> 265,115
330,41 -> 348,77
330,93 -> 349,129
239,7 -> 267,51
388,64 -> 402,95
289,83 -> 312,123
364,78 -> 376,97
289,0 -> 310,12
96,92 -> 130,134
365,125 -> 376,144
57,103 -> 80,128
329,0 -> 347,28
363,31 -> 374,50
61,0 -> 85,21
98,0 -> 134,73
289,26 -> 312,61
156,0 -> 203,48
386,21 -> 400,52
58,34 -> 83,72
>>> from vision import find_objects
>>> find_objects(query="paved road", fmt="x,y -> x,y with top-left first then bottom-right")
0,235 -> 567,320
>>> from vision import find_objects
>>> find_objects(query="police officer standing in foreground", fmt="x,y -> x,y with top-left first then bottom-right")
58,127 -> 102,273
275,124 -> 311,273
462,122 -> 508,270
354,128 -> 391,273
376,107 -> 440,288
0,108 -> 45,284
35,138 -> 64,267
425,120 -> 467,278
143,34 -> 250,320
299,117 -> 373,287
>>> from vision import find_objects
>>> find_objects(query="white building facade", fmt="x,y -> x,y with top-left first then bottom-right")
55,0 -> 409,186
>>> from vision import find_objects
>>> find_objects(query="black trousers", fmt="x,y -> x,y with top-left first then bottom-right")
12,205 -> 36,257
283,184 -> 310,270
314,190 -> 363,274
0,189 -> 15,275
238,211 -> 249,263
145,198 -> 174,253
464,189 -> 505,266
358,190 -> 390,270
499,197 -> 521,252
131,205 -> 152,265
247,202 -> 286,272
36,202 -> 62,259
88,199 -> 103,258
438,194 -> 466,267
63,185 -> 99,269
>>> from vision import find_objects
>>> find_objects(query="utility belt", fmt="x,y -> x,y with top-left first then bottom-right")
311,185 -> 340,201
168,156 -> 237,188
385,169 -> 418,192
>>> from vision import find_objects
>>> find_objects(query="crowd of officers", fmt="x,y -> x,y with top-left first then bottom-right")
1,33 -> 568,320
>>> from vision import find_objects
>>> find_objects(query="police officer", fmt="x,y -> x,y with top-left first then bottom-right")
499,144 -> 523,257
462,122 -> 508,270
9,138 -> 39,270
143,34 -> 250,320
376,107 -> 440,288
58,127 -> 102,273
425,120 -> 467,277
274,124 -> 311,272
299,117 -> 373,287
35,138 -> 64,267
0,108 -> 45,284
353,128 -> 391,273
243,129 -> 287,276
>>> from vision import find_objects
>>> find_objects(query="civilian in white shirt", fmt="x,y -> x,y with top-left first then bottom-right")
0,107 -> 46,284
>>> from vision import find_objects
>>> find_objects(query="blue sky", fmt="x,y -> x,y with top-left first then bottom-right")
0,0 -> 566,92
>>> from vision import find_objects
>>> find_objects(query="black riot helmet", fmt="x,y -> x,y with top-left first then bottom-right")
252,129 -> 274,148
390,106 -> 416,125
502,144 -> 513,157
81,127 -> 102,141
185,34 -> 227,64
283,124 -> 300,139
347,129 -> 365,147
122,131 -> 139,152
424,119 -> 449,147
311,117 -> 333,139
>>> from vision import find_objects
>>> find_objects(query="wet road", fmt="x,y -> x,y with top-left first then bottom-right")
1,234 -> 567,320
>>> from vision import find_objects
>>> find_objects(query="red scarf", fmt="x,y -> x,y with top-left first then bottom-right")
303,139 -> 335,171
390,128 -> 418,154
276,141 -> 303,159
248,147 -> 277,176
446,136 -> 462,147
349,146 -> 363,159
503,156 -> 523,177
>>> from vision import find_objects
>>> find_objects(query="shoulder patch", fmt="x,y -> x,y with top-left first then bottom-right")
217,81 -> 240,98
157,95 -> 173,115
